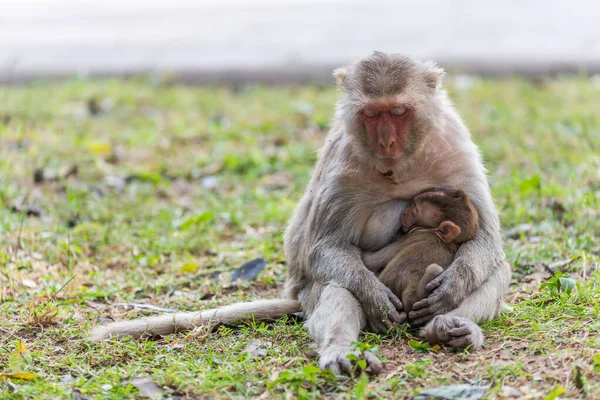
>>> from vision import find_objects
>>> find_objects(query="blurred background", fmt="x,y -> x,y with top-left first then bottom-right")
2,0 -> 600,83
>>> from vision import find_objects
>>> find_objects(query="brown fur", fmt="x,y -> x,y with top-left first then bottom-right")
373,189 -> 479,314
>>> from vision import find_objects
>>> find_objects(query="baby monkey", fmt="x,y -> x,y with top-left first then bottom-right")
363,189 -> 479,316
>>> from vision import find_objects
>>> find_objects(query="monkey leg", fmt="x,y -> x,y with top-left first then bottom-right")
416,263 -> 444,300
300,283 -> 383,375
418,263 -> 508,350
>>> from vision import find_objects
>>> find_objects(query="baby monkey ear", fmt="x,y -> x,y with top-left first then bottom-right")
437,221 -> 461,243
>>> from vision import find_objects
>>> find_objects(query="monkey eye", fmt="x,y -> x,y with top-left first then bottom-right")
362,109 -> 380,118
390,106 -> 409,116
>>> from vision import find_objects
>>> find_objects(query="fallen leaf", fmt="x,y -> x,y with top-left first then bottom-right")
231,258 -> 266,282
408,340 -> 430,353
0,372 -> 38,382
574,365 -> 587,394
180,262 -> 199,273
87,97 -> 101,115
21,279 -> 37,288
242,339 -> 272,357
33,168 -> 45,183
129,377 -> 164,399
72,388 -> 90,400
104,175 -> 126,189
8,340 -> 32,372
544,386 -> 565,400
179,211 -> 214,230
558,277 -> 576,293
115,303 -> 177,313
415,384 -> 489,400
548,257 -> 580,272
11,201 -> 42,217
88,143 -> 112,155
201,176 -> 220,190
500,386 -> 522,398
547,198 -> 567,215
503,224 -> 533,239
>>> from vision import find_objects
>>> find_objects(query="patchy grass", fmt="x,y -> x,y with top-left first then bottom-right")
0,75 -> 599,399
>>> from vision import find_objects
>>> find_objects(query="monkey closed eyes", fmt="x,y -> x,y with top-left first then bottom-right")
363,189 -> 479,316
90,53 -> 510,376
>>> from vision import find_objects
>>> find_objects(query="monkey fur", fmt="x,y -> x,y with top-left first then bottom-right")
90,53 -> 510,375
364,189 -> 479,315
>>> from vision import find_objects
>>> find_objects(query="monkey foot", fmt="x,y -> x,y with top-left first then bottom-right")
420,315 -> 484,350
319,345 -> 383,375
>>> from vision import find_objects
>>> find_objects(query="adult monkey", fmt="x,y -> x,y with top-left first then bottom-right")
91,52 -> 510,375
283,52 -> 510,374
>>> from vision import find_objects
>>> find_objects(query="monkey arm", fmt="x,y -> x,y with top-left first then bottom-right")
309,241 -> 406,333
362,240 -> 405,273
410,181 -> 509,325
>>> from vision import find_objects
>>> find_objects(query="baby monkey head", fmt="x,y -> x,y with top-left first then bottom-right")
401,189 -> 479,244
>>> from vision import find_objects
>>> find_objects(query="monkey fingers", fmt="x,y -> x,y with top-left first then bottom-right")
408,310 -> 435,327
319,346 -> 383,376
448,325 -> 472,337
320,347 -> 353,376
365,305 -> 401,333
424,272 -> 444,292
384,286 -> 405,315
365,315 -> 387,334
363,351 -> 383,374
409,293 -> 448,326
446,319 -> 484,349
447,332 -> 483,349
363,284 -> 406,332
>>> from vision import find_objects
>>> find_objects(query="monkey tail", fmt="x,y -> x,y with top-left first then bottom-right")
89,299 -> 301,342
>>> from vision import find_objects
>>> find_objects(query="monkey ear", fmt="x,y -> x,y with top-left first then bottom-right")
437,221 -> 460,243
422,61 -> 446,90
333,67 -> 348,88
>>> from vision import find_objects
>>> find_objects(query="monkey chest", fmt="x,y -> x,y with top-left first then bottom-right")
358,200 -> 409,251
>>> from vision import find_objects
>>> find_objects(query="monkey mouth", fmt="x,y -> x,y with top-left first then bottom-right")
379,157 -> 402,167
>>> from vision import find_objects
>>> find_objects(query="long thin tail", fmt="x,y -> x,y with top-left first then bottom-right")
90,299 -> 301,342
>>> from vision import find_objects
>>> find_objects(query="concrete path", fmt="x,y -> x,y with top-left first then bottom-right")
1,0 -> 599,83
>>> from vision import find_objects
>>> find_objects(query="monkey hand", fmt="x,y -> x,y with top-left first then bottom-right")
360,280 -> 406,333
409,266 -> 458,326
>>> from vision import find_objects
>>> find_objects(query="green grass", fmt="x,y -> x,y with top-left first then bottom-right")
1,75 -> 599,399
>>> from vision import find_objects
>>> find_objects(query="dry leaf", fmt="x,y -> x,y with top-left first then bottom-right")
22,279 -> 37,288
180,262 -> 199,273
88,143 -> 112,155
9,340 -> 32,372
115,303 -> 177,313
0,372 -> 38,382
129,377 -> 164,399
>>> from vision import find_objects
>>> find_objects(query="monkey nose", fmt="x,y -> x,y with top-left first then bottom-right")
380,138 -> 396,155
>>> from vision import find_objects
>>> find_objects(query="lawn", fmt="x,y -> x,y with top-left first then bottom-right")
1,75 -> 599,399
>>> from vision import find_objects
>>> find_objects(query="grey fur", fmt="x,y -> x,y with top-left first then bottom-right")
89,53 -> 510,375
284,52 -> 510,372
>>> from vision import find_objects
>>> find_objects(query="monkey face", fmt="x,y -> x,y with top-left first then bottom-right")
334,52 -> 444,166
401,200 -> 444,232
359,102 -> 414,162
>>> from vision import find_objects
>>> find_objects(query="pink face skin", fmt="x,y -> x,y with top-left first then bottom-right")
359,102 -> 414,164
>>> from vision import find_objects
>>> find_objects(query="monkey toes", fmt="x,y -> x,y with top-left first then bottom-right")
319,346 -> 383,376
421,315 -> 484,350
